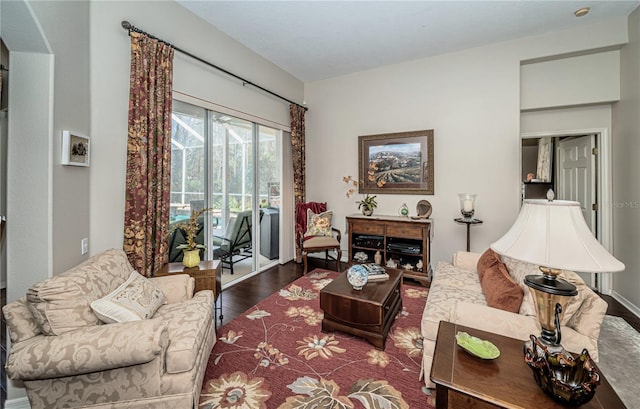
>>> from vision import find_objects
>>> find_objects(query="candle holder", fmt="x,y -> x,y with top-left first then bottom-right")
458,193 -> 477,220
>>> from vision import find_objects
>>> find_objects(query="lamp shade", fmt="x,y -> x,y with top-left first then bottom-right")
491,199 -> 624,273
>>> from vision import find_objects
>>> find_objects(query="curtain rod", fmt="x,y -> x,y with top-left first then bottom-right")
121,20 -> 307,112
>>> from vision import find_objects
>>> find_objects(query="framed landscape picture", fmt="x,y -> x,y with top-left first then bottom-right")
61,130 -> 90,167
358,129 -> 434,195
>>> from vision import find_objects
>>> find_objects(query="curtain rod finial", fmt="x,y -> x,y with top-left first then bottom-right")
121,20 -> 133,30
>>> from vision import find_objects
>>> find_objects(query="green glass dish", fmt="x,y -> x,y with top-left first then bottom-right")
455,331 -> 500,360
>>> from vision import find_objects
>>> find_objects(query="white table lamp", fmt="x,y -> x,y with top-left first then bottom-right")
490,195 -> 624,405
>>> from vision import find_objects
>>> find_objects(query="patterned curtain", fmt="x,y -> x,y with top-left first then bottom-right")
290,104 -> 306,262
290,104 -> 306,204
123,32 -> 174,276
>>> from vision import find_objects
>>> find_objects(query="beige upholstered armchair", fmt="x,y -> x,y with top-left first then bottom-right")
3,249 -> 216,409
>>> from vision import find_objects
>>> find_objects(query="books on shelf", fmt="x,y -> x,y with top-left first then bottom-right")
362,263 -> 390,282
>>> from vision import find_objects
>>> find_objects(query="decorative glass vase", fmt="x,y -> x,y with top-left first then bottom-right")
458,193 -> 477,220
346,264 -> 369,290
182,249 -> 200,268
399,203 -> 409,217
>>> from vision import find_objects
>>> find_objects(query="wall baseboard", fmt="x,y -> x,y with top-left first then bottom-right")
5,397 -> 31,409
611,290 -> 640,319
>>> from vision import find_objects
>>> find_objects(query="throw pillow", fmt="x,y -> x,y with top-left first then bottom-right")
480,263 -> 524,313
558,270 -> 588,326
91,271 -> 166,324
304,209 -> 333,238
501,255 -> 541,317
477,248 -> 502,282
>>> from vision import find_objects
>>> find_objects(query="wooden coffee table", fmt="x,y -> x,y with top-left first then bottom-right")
320,269 -> 402,349
430,321 -> 627,409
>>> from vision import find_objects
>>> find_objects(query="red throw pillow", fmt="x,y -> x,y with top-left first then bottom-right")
480,263 -> 524,313
477,248 -> 501,282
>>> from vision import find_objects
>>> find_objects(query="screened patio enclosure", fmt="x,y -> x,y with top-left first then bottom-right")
169,100 -> 282,280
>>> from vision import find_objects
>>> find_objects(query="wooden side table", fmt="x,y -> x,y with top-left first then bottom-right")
454,218 -> 482,252
430,321 -> 626,409
155,260 -> 223,326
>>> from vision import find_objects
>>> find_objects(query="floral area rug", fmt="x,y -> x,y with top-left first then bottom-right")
199,269 -> 436,409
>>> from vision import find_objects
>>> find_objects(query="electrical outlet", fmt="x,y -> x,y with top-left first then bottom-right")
81,238 -> 89,255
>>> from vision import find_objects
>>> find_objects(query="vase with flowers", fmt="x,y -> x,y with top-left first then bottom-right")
174,207 -> 212,268
343,176 -> 378,216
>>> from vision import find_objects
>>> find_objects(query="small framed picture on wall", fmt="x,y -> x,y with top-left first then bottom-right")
61,130 -> 90,167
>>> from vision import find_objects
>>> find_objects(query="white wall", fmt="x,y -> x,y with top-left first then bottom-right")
30,0 -> 91,273
89,1 -> 303,254
521,51 -> 620,110
521,105 -> 612,134
3,1 -> 92,404
612,7 -> 640,314
6,51 -> 53,406
305,19 -> 629,268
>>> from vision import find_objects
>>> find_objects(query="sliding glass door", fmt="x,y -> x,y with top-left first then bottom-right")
170,100 -> 282,283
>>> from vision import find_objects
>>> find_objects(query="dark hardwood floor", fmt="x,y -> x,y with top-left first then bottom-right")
219,260 -> 640,334
218,258 -> 320,327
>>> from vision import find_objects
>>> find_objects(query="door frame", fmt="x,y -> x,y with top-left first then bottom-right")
521,127 -> 614,294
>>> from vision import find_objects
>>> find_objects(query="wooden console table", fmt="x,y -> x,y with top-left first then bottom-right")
155,260 -> 223,326
347,214 -> 431,286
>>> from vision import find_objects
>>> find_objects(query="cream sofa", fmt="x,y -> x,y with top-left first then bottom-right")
421,250 -> 608,389
3,249 -> 216,409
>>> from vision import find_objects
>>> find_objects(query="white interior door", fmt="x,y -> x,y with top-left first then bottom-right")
556,134 -> 596,284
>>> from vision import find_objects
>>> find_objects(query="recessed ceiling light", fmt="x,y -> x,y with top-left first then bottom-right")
574,7 -> 590,17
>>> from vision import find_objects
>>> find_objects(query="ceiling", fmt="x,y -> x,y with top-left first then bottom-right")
177,1 -> 640,82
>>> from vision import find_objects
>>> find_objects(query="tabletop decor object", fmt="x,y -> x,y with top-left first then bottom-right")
525,334 -> 600,406
414,199 -> 432,219
458,193 -> 477,220
399,203 -> 409,216
455,331 -> 500,360
346,264 -> 369,290
173,207 -> 212,267
357,193 -> 377,216
354,251 -> 368,263
491,193 -> 624,405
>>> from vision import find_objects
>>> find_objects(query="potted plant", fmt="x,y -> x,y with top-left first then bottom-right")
357,194 -> 377,216
343,175 -> 378,216
174,207 -> 212,268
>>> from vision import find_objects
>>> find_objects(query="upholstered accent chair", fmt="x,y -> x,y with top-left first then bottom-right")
3,249 -> 216,409
295,201 -> 342,274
